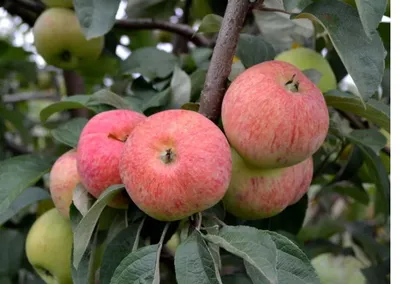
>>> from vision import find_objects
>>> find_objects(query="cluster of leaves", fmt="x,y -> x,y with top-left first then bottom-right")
0,0 -> 390,283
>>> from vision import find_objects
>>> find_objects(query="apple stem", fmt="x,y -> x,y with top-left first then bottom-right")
285,74 -> 300,92
160,148 -> 176,164
107,133 -> 128,142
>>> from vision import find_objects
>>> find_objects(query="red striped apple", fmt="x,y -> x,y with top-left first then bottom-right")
223,148 -> 313,220
77,109 -> 146,208
49,149 -> 80,218
119,109 -> 232,221
221,60 -> 329,169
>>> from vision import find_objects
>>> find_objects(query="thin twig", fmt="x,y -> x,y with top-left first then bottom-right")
172,0 -> 193,54
2,91 -> 59,103
256,6 -> 295,15
115,18 -> 209,47
199,0 -> 250,122
338,110 -> 391,156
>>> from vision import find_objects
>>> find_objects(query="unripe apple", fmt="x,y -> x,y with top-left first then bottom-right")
25,208 -> 73,284
221,60 -> 329,169
49,149 -> 80,218
119,109 -> 232,221
77,110 -> 146,208
275,47 -> 337,93
33,8 -> 104,70
223,148 -> 313,220
41,0 -> 73,8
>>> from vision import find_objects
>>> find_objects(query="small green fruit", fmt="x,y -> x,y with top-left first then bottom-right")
25,208 -> 73,284
33,8 -> 104,70
275,47 -> 337,93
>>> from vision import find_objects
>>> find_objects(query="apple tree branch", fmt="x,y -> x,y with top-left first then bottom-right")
198,0 -> 253,122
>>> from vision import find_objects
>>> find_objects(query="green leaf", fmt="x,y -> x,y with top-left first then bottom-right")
0,102 -> 32,146
0,187 -> 50,225
298,218 -> 345,242
322,182 -> 369,205
100,223 -> 140,284
51,117 -> 88,148
346,129 -> 387,155
253,8 -> 314,52
324,90 -> 390,132
168,66 -> 191,109
268,231 -> 320,284
121,47 -> 178,80
40,95 -> 90,123
73,0 -> 120,39
0,229 -> 25,276
268,194 -> 309,235
358,146 -> 390,218
190,68 -> 207,101
283,0 -> 313,11
197,14 -> 223,33
361,258 -> 390,284
0,155 -> 54,215
221,274 -> 253,284
110,244 -> 159,284
73,184 -> 125,268
125,0 -> 179,19
296,0 -> 386,100
88,89 -> 139,111
236,34 -> 276,68
346,222 -> 389,263
175,230 -> 222,284
203,225 -> 278,284
354,0 -> 388,38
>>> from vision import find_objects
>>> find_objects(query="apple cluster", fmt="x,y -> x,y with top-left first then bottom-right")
26,60 -> 329,283
221,60 -> 330,219
49,108 -> 232,221
33,0 -> 104,70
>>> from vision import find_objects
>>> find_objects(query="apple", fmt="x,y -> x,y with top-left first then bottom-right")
275,47 -> 337,93
221,60 -> 329,169
119,109 -> 232,221
223,148 -> 313,220
41,0 -> 73,8
77,109 -> 146,208
49,149 -> 80,218
25,208 -> 73,284
33,8 -> 104,70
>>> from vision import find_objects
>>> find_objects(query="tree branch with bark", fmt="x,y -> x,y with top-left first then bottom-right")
198,0 -> 253,122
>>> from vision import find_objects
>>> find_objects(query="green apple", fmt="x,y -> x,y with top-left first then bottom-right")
165,233 -> 180,255
311,253 -> 367,284
33,8 -> 104,70
25,208 -> 73,284
275,47 -> 337,93
41,0 -> 73,8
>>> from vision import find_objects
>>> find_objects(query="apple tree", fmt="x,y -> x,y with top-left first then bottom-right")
0,0 -> 390,283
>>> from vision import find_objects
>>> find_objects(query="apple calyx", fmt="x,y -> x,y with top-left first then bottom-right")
160,148 -> 176,164
284,74 -> 300,92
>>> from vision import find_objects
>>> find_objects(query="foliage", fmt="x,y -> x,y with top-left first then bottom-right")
0,0 -> 390,283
